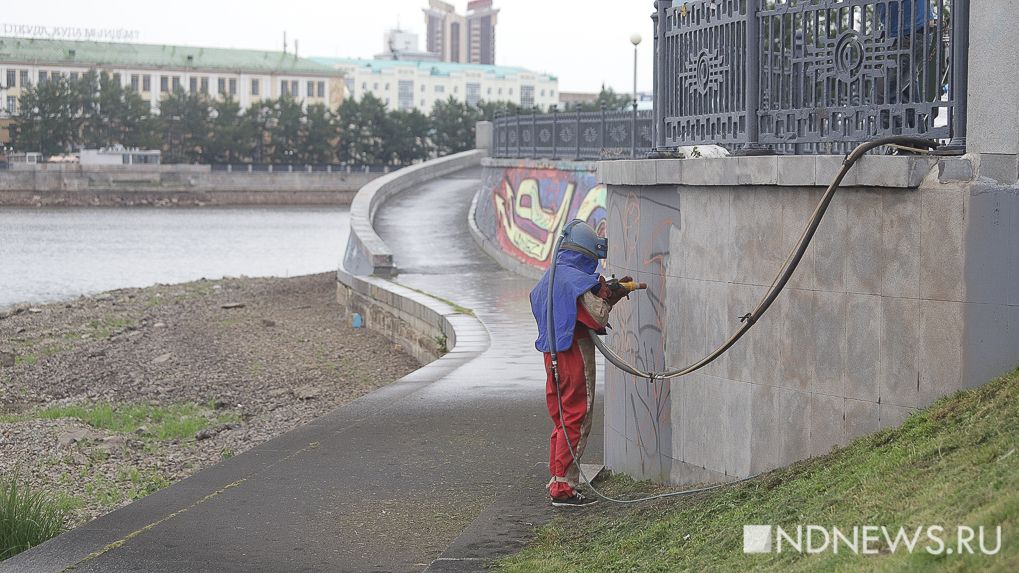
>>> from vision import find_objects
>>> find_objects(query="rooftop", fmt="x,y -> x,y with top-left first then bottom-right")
312,57 -> 555,81
0,37 -> 339,76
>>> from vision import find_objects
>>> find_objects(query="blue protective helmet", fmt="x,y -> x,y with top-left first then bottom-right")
561,219 -> 607,260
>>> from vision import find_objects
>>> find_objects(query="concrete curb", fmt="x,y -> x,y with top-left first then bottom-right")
466,186 -> 544,281
343,150 -> 487,276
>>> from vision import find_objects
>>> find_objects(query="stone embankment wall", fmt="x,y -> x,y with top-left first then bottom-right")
598,154 -> 1019,485
0,165 -> 379,206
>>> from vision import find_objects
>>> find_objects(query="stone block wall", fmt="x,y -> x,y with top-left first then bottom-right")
600,155 -> 1019,484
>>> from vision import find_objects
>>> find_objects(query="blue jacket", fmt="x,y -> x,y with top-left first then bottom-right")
530,250 -> 600,353
877,1 -> 934,37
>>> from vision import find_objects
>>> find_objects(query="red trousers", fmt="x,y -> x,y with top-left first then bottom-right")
544,329 -> 597,499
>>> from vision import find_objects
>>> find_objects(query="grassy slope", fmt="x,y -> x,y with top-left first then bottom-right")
499,370 -> 1019,572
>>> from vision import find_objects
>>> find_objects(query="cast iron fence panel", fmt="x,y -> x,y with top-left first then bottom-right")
660,0 -> 750,147
758,0 -> 955,146
492,110 -> 654,160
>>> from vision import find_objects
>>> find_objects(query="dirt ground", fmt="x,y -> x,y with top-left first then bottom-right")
0,272 -> 420,527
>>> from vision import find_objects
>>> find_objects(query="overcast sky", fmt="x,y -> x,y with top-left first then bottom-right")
1,1 -> 656,94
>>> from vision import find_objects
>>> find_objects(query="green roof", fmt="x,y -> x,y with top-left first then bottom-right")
312,57 -> 556,81
0,37 -> 339,76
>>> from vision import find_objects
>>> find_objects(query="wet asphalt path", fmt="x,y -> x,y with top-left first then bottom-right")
2,168 -> 601,573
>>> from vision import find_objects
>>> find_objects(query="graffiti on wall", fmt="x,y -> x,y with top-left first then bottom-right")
487,167 -> 607,269
604,191 -> 679,480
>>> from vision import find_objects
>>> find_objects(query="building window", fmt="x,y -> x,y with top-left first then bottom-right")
160,76 -> 169,93
373,82 -> 379,90
487,87 -> 492,95
6,69 -> 15,87
345,77 -> 354,95
317,81 -> 324,98
291,80 -> 299,96
541,89 -> 546,97
361,82 -> 367,90
307,80 -> 315,97
520,85 -> 535,108
113,73 -> 121,84
38,71 -> 48,84
509,88 -> 513,95
281,80 -> 288,96
130,74 -> 140,91
420,99 -> 425,106
218,78 -> 226,95
19,70 -> 29,87
70,72 -> 79,82
420,84 -> 426,92
385,83 -> 390,90
435,85 -> 444,93
466,82 -> 481,106
453,86 -> 459,94
498,87 -> 503,95
397,80 -> 414,110
251,79 -> 259,96
229,78 -> 237,96
189,77 -> 198,92
551,89 -> 556,97
201,77 -> 209,94
172,76 -> 181,92
6,96 -> 16,114
143,75 -> 151,92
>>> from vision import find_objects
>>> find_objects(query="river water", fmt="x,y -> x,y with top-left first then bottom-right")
0,207 -> 350,308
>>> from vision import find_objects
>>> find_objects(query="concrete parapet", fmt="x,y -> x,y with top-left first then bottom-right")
600,154 -> 1018,485
343,150 -> 487,276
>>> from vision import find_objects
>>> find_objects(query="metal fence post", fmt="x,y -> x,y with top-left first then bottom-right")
738,0 -> 770,155
575,109 -> 582,160
601,105 -> 607,158
939,0 -> 969,155
532,110 -> 537,158
515,113 -> 522,159
652,0 -> 666,151
551,105 -> 559,160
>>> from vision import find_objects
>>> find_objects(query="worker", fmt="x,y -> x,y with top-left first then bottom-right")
530,220 -> 632,507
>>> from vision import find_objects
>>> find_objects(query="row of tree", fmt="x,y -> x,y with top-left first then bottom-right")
7,70 -> 515,165
9,71 -> 631,165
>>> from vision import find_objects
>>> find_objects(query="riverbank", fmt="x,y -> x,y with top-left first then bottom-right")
0,165 -> 381,207
0,272 -> 420,529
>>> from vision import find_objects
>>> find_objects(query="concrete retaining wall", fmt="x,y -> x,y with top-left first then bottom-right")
342,150 -> 486,276
0,165 -> 377,206
599,154 -> 1019,485
472,158 -> 605,280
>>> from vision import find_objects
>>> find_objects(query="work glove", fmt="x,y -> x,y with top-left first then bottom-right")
596,275 -> 634,306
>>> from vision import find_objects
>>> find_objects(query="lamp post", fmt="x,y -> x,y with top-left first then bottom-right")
630,33 -> 642,158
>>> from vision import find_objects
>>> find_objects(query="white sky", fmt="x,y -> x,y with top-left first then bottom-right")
1,1 -> 656,94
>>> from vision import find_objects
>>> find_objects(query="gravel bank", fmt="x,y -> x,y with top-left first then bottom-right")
0,272 -> 420,528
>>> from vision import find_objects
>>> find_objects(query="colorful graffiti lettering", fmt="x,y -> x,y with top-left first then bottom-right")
489,168 -> 606,269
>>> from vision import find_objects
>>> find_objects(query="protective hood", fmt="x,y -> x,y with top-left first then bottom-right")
530,249 -> 600,353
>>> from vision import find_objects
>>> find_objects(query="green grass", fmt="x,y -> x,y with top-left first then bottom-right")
0,476 -> 67,561
35,403 -> 239,441
390,281 -> 476,316
498,370 -> 1019,572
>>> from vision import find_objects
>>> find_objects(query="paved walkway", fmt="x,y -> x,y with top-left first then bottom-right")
3,168 -> 600,573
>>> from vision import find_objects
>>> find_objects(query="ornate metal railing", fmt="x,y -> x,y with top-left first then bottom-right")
652,0 -> 968,154
492,108 -> 654,160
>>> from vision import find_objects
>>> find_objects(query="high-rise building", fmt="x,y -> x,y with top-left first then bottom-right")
466,0 -> 498,65
423,0 -> 499,65
375,28 -> 440,62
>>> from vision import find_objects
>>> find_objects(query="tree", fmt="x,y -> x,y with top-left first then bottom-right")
386,109 -> 432,164
429,96 -> 479,156
204,97 -> 255,163
298,103 -> 338,164
337,94 -> 388,165
565,85 -> 632,112
11,77 -> 79,156
158,89 -> 211,163
269,96 -> 304,164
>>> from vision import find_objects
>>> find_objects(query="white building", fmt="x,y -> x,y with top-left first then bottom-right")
315,57 -> 558,114
0,36 -> 346,119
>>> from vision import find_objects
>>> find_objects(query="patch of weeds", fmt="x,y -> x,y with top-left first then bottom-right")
435,335 -> 449,354
86,316 -> 135,339
14,354 -> 37,367
0,475 -> 67,561
36,403 -> 222,441
389,281 -> 476,316
221,448 -> 235,459
248,361 -> 264,376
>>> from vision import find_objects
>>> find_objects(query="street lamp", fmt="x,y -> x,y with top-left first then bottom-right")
630,33 -> 642,158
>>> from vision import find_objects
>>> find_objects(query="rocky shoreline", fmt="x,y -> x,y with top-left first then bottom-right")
0,272 -> 419,528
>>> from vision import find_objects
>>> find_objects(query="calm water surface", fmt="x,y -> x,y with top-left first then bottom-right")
0,207 -> 350,307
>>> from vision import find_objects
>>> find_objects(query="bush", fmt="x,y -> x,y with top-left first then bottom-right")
0,476 -> 66,561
